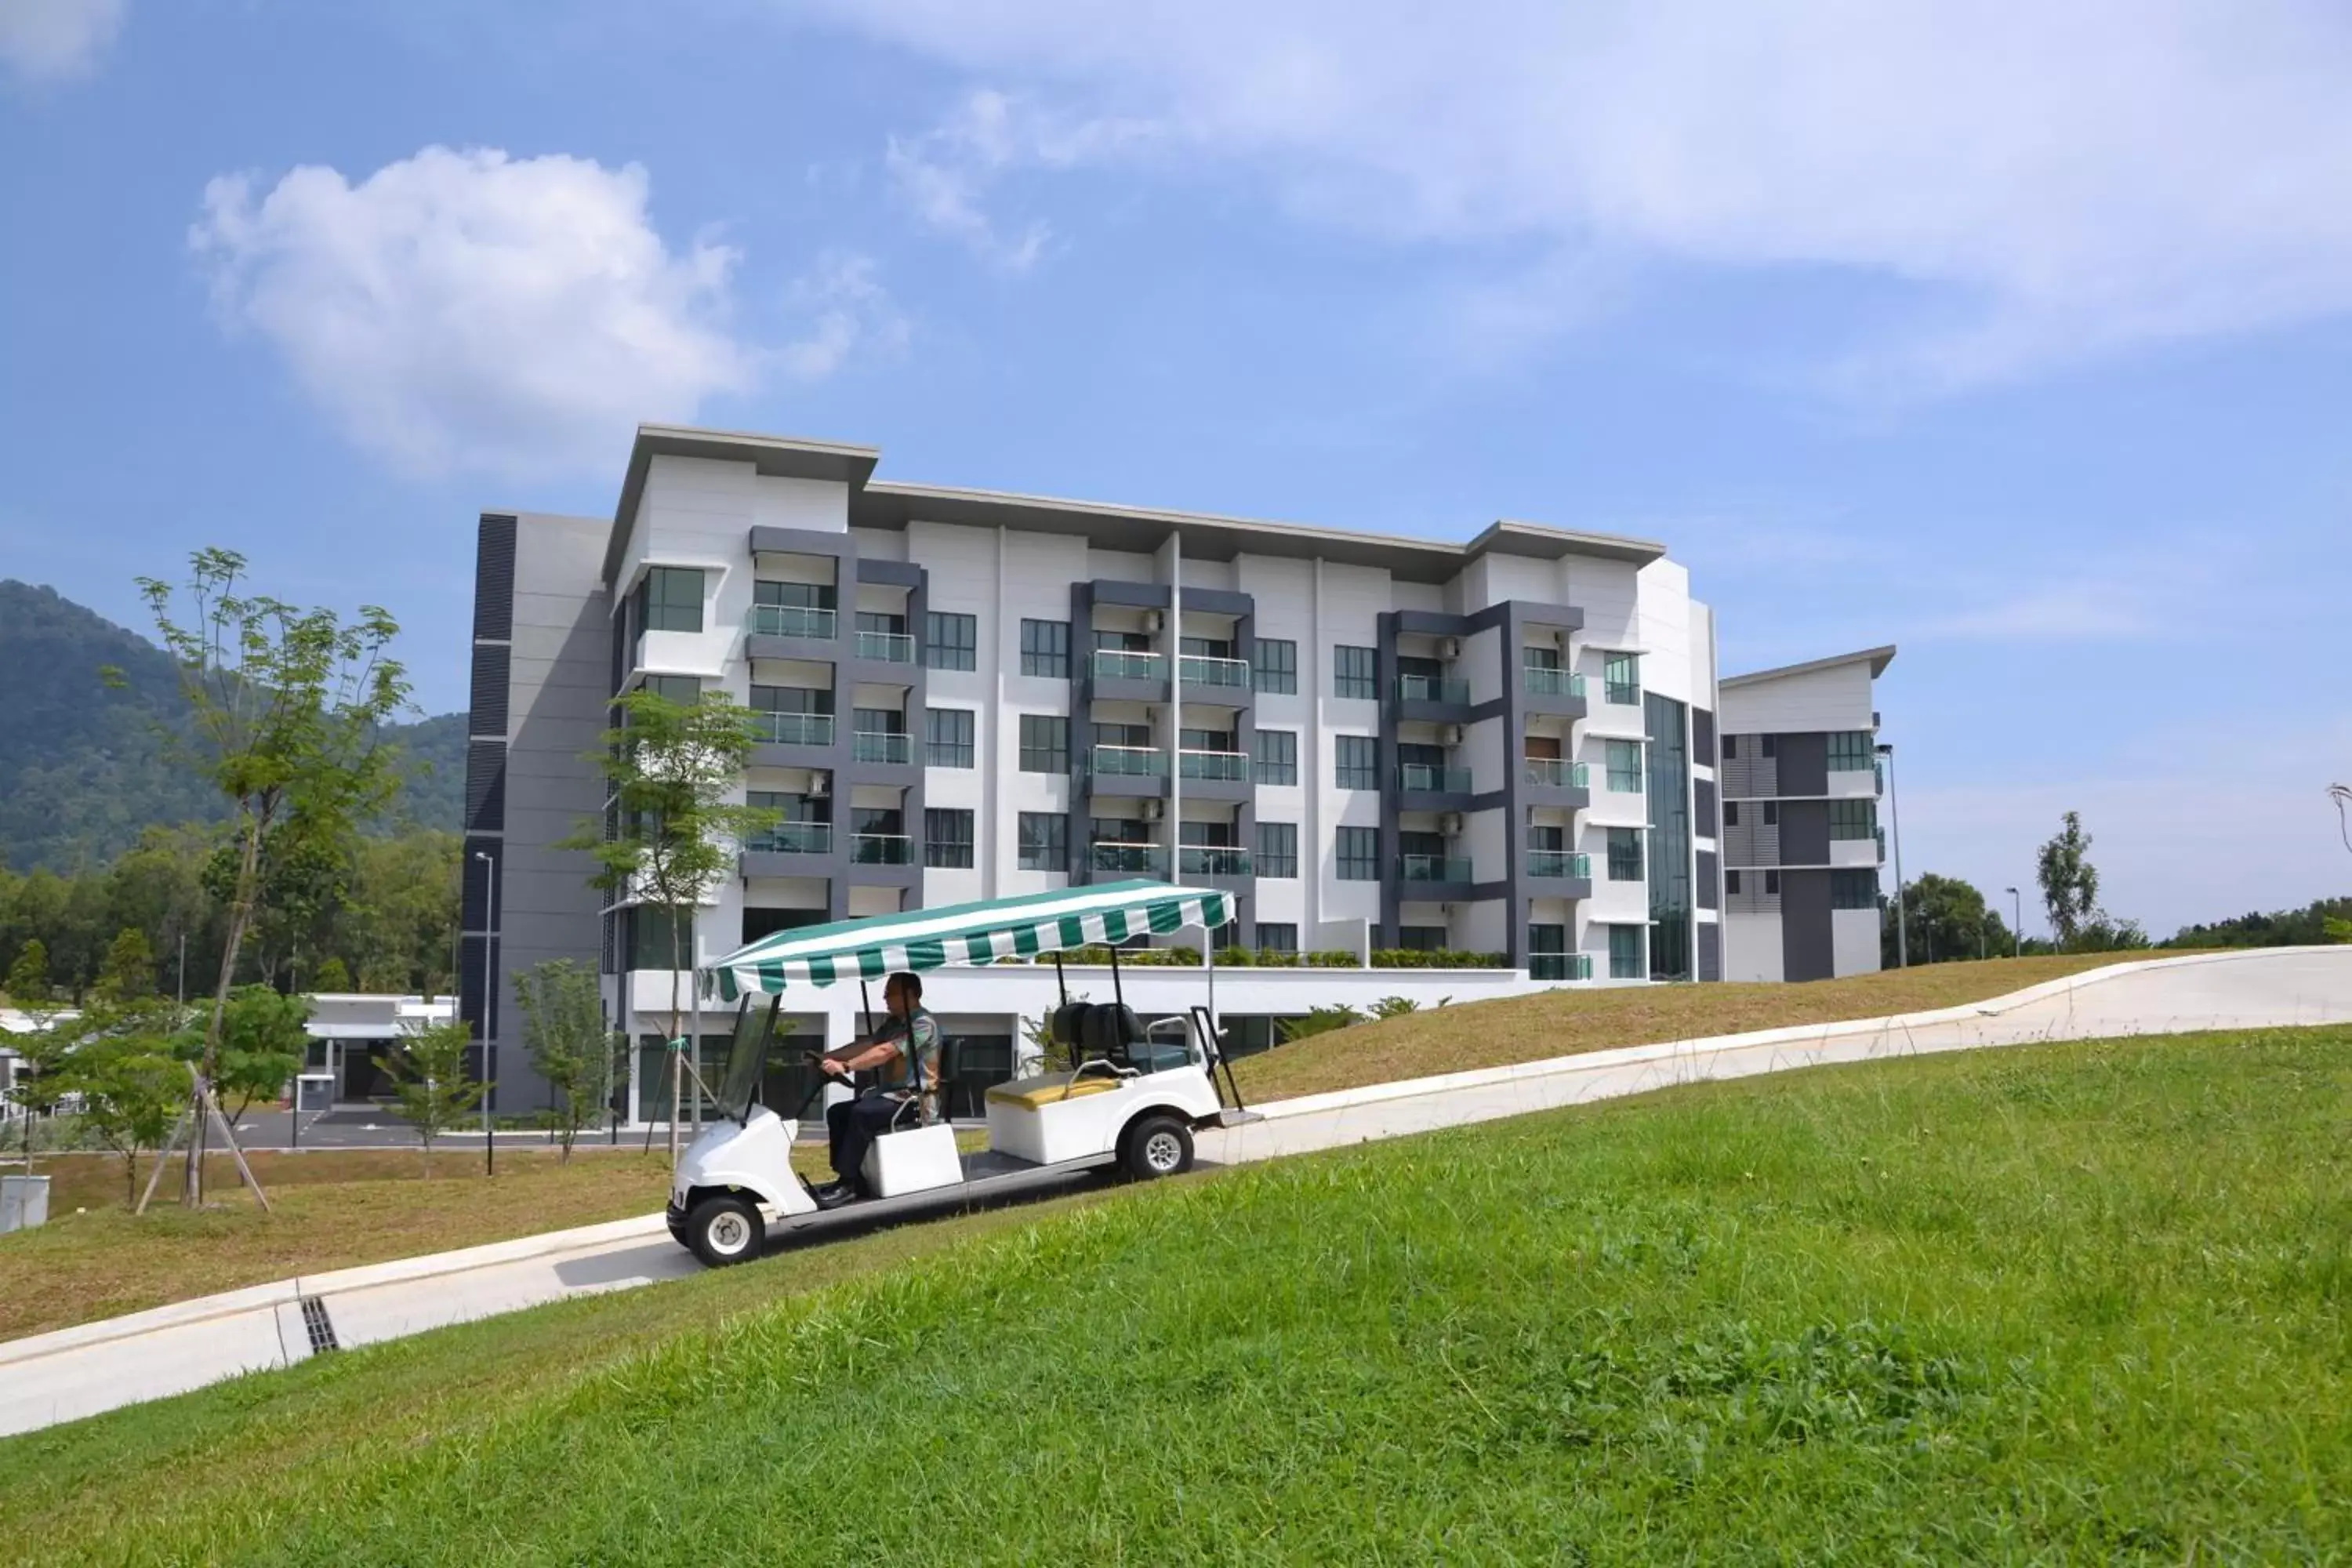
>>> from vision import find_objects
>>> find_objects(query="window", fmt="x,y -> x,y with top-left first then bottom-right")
627,906 -> 694,970
1256,821 -> 1298,879
1606,827 -> 1644,882
858,610 -> 906,637
1334,735 -> 1379,789
1522,644 -> 1561,670
1762,735 -> 1777,758
753,580 -> 834,609
1605,739 -> 1644,793
752,684 -> 831,714
1253,637 -> 1298,695
924,808 -> 975,868
1337,826 -> 1378,880
1255,922 -> 1298,954
643,566 -> 704,633
1017,811 -> 1067,871
1018,714 -> 1069,774
1602,651 -> 1640,706
1252,728 -> 1298,786
1608,924 -> 1644,980
1831,869 -> 1878,909
641,674 -> 700,706
1765,869 -> 1780,895
1333,644 -> 1377,699
1398,925 -> 1446,953
925,708 -> 975,768
1828,800 -> 1878,840
924,611 -> 977,671
1180,636 -> 1235,659
1723,735 -> 1738,760
1828,731 -> 1875,771
1020,619 -> 1071,678
1762,801 -> 1779,826
1725,869 -> 1742,895
1724,800 -> 1740,827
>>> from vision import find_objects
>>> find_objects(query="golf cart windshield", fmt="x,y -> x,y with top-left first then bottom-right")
714,994 -> 781,1124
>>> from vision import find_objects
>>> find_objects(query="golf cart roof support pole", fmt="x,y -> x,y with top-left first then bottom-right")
1052,949 -> 1068,1011
1109,940 -> 1127,1011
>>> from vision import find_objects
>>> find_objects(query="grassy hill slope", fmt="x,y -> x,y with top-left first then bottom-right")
5,1025 -> 2346,1563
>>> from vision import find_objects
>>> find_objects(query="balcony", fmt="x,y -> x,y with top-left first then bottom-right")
1397,673 -> 1471,706
1091,841 -> 1168,875
1525,849 -> 1591,880
1523,666 -> 1585,699
750,711 -> 834,746
1178,844 -> 1253,877
856,630 -> 916,664
849,833 -> 911,866
1529,952 -> 1594,982
1178,749 -> 1250,782
1397,762 -> 1472,794
745,822 -> 833,855
746,604 -> 836,640
853,731 -> 912,766
1399,853 -> 1473,884
1091,648 -> 1165,682
1523,757 -> 1588,790
1090,745 -> 1167,778
1178,654 -> 1250,689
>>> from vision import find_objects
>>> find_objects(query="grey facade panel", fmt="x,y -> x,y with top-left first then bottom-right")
1697,921 -> 1722,982
469,643 -> 510,738
1696,850 -> 1719,910
1779,800 -> 1831,866
464,740 -> 506,833
1777,731 -> 1829,797
1780,868 -> 1835,982
1692,706 -> 1715,766
1694,776 -> 1718,837
473,516 -> 517,641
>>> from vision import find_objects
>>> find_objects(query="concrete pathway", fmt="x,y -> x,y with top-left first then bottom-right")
5,947 -> 2346,1439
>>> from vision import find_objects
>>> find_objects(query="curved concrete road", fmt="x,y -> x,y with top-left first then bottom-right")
5,947 -> 2347,1439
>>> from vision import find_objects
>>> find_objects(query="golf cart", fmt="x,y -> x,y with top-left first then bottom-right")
665,880 -> 1258,1266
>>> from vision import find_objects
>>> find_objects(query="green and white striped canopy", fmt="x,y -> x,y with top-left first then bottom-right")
708,880 -> 1233,1000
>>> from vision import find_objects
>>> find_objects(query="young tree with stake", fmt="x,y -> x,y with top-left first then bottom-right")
515,958 -> 621,1162
383,1017 -> 484,1176
561,687 -> 775,1165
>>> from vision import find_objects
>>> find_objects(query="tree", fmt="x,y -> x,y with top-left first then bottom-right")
62,1007 -> 189,1204
118,548 -> 411,1206
515,959 -> 616,1161
1882,873 -> 2014,967
214,984 -> 310,1122
311,956 -> 353,991
383,1018 -> 482,1174
561,688 -> 776,1163
2035,811 -> 2101,949
96,927 -> 157,1001
5,937 -> 52,1007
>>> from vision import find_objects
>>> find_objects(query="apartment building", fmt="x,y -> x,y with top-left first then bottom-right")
465,424 -> 1734,1120
1715,647 -> 1895,982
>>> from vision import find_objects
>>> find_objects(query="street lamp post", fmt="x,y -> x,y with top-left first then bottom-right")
472,848 -> 498,1177
1875,742 -> 1906,968
2005,886 -> 2023,958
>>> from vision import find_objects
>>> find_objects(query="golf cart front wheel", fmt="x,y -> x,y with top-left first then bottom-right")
685,1194 -> 764,1267
1121,1115 -> 1194,1181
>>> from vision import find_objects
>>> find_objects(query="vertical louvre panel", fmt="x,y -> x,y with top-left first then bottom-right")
464,741 -> 507,833
1697,922 -> 1722,982
1696,849 -> 1719,909
469,644 -> 510,737
1691,706 -> 1716,767
1694,777 -> 1719,837
473,514 -> 517,640
462,835 -> 499,931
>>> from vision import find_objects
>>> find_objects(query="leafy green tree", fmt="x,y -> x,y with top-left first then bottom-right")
119,548 -> 411,1205
213,984 -> 310,1121
5,937 -> 51,1007
310,956 -> 353,991
561,688 -> 776,1161
1882,873 -> 2015,966
383,1018 -> 482,1175
2035,812 -> 2100,949
60,1005 -> 189,1204
96,927 -> 157,1000
514,959 -> 617,1161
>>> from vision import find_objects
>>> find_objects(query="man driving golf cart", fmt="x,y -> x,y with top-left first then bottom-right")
807,971 -> 938,1209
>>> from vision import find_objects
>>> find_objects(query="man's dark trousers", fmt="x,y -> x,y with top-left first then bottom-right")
827,1094 -> 907,1192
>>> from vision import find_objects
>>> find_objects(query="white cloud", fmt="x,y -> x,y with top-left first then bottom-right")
778,251 -> 910,380
191,147 -> 758,480
811,0 -> 2352,387
0,0 -> 125,82
884,87 -> 1154,270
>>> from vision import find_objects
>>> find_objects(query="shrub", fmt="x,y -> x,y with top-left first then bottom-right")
1305,950 -> 1359,968
1368,949 -> 1509,970
1277,1005 -> 1364,1042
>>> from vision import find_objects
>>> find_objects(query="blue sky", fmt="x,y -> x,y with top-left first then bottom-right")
3,0 -> 2349,935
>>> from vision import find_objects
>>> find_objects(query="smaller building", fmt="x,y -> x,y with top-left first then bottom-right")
300,993 -> 457,1110
1716,646 -> 1895,983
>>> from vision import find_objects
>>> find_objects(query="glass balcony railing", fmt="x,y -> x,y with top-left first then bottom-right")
1090,744 -> 1167,778
849,833 -> 911,866
1178,750 -> 1250,782
1178,654 -> 1250,688
1178,845 -> 1253,877
1523,757 -> 1588,789
1396,673 -> 1471,706
1091,841 -> 1167,874
751,711 -> 834,746
853,731 -> 912,765
1091,648 -> 1166,682
1530,952 -> 1593,982
746,604 -> 837,639
1397,762 -> 1472,793
1523,666 -> 1585,699
746,822 -> 833,855
1399,853 -> 1473,884
1526,849 -> 1591,880
856,630 -> 916,663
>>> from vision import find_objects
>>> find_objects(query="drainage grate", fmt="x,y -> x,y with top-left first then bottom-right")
298,1294 -> 339,1355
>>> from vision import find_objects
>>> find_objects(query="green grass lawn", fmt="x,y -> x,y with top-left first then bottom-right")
5,1024 -> 2346,1564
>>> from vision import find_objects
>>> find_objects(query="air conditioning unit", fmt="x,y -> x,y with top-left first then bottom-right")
1440,724 -> 1466,747
1140,799 -> 1164,822
1438,637 -> 1463,661
807,773 -> 831,798
1143,610 -> 1165,633
1439,811 -> 1465,836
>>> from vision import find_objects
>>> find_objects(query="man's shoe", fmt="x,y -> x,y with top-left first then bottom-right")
811,1181 -> 858,1210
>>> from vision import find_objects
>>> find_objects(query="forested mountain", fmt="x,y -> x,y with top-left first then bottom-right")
0,581 -> 464,873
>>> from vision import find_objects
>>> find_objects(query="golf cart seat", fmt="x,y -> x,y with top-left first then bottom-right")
858,1036 -> 962,1199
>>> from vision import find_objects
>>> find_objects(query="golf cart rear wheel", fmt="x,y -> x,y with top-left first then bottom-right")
685,1194 -> 763,1267
1121,1115 -> 1193,1181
